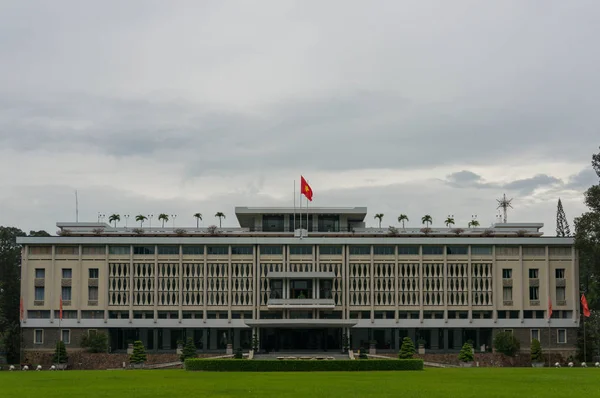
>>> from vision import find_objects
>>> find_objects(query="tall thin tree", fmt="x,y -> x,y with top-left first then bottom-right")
556,198 -> 571,237
374,213 -> 384,228
215,212 -> 226,228
158,214 -> 169,228
135,214 -> 147,227
109,214 -> 120,228
397,214 -> 409,229
421,215 -> 433,228
193,213 -> 203,229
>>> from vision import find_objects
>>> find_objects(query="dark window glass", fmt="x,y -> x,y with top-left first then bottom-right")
398,246 -> 419,255
133,246 -> 154,255
158,246 -> 179,255
471,246 -> 492,255
319,245 -> 342,255
289,245 -> 312,255
89,268 -> 99,278
446,246 -> 468,255
231,246 -> 253,255
182,246 -> 203,255
374,246 -> 394,255
349,246 -> 370,255
261,245 -> 283,255
207,246 -> 228,255
109,246 -> 130,255
422,246 -> 443,255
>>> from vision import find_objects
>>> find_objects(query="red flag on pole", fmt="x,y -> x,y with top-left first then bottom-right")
548,297 -> 553,319
581,294 -> 591,317
19,296 -> 24,322
59,297 -> 63,320
300,176 -> 313,201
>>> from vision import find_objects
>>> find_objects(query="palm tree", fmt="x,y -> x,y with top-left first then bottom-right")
397,214 -> 409,229
215,212 -> 226,228
468,220 -> 480,228
135,214 -> 147,227
158,213 -> 169,228
374,213 -> 384,228
444,217 -> 455,228
109,214 -> 120,227
193,213 -> 203,229
421,215 -> 433,228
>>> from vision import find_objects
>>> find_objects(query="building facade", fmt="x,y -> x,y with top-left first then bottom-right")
18,206 -> 579,355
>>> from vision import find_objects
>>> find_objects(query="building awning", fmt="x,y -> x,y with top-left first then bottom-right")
244,319 -> 358,328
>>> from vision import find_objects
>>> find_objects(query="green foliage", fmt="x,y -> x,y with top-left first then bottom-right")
577,311 -> 600,361
358,350 -> 368,359
341,333 -> 349,351
251,334 -> 259,351
185,359 -> 424,371
52,340 -> 68,364
530,339 -> 542,362
80,332 -> 108,353
129,340 -> 147,364
493,331 -> 520,357
234,348 -> 243,359
398,337 -> 416,359
180,337 -> 196,362
458,342 -> 474,362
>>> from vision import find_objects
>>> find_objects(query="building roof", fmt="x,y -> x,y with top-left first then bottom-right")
234,206 -> 368,228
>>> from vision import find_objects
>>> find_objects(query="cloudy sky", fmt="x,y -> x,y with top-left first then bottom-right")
1,0 -> 599,234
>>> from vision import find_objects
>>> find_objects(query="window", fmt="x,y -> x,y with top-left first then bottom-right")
82,246 -> 105,255
502,269 -> 512,279
320,280 -> 333,299
34,329 -> 43,344
289,245 -> 312,255
531,329 -> 540,341
88,286 -> 99,301
555,268 -> 565,278
556,287 -> 566,301
446,246 -> 468,255
133,246 -> 155,255
471,246 -> 492,255
62,286 -> 72,301
56,246 -> 78,255
549,247 -> 571,256
182,246 -> 203,255
29,246 -> 52,255
374,246 -> 394,255
422,246 -> 443,255
35,268 -> 45,278
35,287 -> 45,301
349,245 -> 370,255
62,268 -> 72,279
109,246 -> 130,255
261,245 -> 283,255
523,246 -> 545,256
496,246 -> 519,256
529,269 -> 539,279
269,280 -> 283,299
89,268 -> 99,279
398,246 -> 419,255
319,246 -> 342,255
27,310 -> 50,319
503,287 -> 512,301
207,246 -> 228,255
158,246 -> 179,255
61,330 -> 71,344
231,246 -> 253,255
557,329 -> 567,344
529,286 -> 539,300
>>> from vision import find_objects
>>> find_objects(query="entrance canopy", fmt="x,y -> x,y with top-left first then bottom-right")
244,319 -> 358,328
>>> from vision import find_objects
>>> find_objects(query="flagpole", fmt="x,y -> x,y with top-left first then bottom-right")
583,314 -> 586,363
293,180 -> 296,232
306,180 -> 309,237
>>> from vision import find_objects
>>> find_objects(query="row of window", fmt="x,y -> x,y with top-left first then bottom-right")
502,268 -> 566,279
502,286 -> 567,302
34,285 -> 99,301
35,268 -> 99,279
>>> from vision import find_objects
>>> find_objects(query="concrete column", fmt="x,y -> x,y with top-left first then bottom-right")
50,245 -> 56,323
104,244 -> 109,323
453,329 -> 462,348
431,329 -> 439,350
202,329 -> 208,352
203,245 -> 207,322
408,328 -> 416,342
77,245 -> 82,323
129,245 -> 134,322
153,329 -> 159,352
178,245 -> 183,322
443,329 -> 449,351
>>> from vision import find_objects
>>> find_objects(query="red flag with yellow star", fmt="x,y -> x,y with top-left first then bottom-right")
301,176 -> 313,201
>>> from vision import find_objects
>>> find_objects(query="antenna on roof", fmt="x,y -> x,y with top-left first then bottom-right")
75,190 -> 79,222
496,193 -> 513,223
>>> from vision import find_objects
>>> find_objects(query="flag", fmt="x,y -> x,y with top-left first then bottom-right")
581,294 -> 591,317
19,296 -> 24,322
59,297 -> 63,320
548,297 -> 553,319
301,176 -> 313,201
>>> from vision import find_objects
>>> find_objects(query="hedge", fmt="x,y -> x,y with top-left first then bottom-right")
185,359 -> 423,372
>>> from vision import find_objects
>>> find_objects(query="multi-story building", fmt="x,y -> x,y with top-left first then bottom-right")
18,206 -> 578,355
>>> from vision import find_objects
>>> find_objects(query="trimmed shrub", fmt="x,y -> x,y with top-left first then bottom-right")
129,340 -> 147,364
185,359 -> 424,372
234,348 -> 243,359
530,338 -> 542,362
180,337 -> 197,362
398,337 -> 416,359
80,332 -> 108,353
458,342 -> 474,362
494,331 -> 520,357
52,341 -> 68,364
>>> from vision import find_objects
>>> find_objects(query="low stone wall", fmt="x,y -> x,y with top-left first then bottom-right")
378,352 -> 569,367
22,351 -> 218,370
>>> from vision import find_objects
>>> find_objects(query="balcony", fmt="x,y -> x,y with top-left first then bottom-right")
529,279 -> 539,287
502,279 -> 513,287
267,298 -> 335,309
267,271 -> 335,279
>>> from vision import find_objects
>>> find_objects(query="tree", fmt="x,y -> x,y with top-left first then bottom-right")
28,230 -> 51,237
421,215 -> 432,228
556,198 -> 571,237
530,338 -> 543,363
444,217 -> 455,228
129,340 -> 147,364
468,220 -> 480,228
398,337 -> 416,359
493,331 -> 520,357
397,214 -> 409,229
374,214 -> 384,228
193,213 -> 203,229
52,340 -> 68,364
158,213 -> 169,228
215,212 -> 226,228
576,309 -> 599,362
458,342 -> 474,362
80,332 -> 108,353
180,337 -> 196,362
109,214 -> 120,227
135,214 -> 147,227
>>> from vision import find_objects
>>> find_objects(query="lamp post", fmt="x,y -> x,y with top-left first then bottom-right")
97,213 -> 105,223
148,214 -> 154,231
124,215 -> 130,228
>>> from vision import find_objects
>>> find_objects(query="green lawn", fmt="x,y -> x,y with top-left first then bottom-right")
0,368 -> 597,397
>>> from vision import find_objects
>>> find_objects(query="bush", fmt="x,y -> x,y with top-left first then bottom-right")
180,337 -> 196,362
129,340 -> 147,364
185,359 -> 424,371
80,332 -> 108,353
530,338 -> 543,362
398,337 -> 416,359
458,342 -> 474,362
494,331 -> 520,357
234,348 -> 243,359
52,340 -> 68,364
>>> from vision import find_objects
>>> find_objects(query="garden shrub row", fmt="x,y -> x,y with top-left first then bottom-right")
185,359 -> 423,372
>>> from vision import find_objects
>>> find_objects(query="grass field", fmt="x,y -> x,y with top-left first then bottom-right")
1,368 -> 597,397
